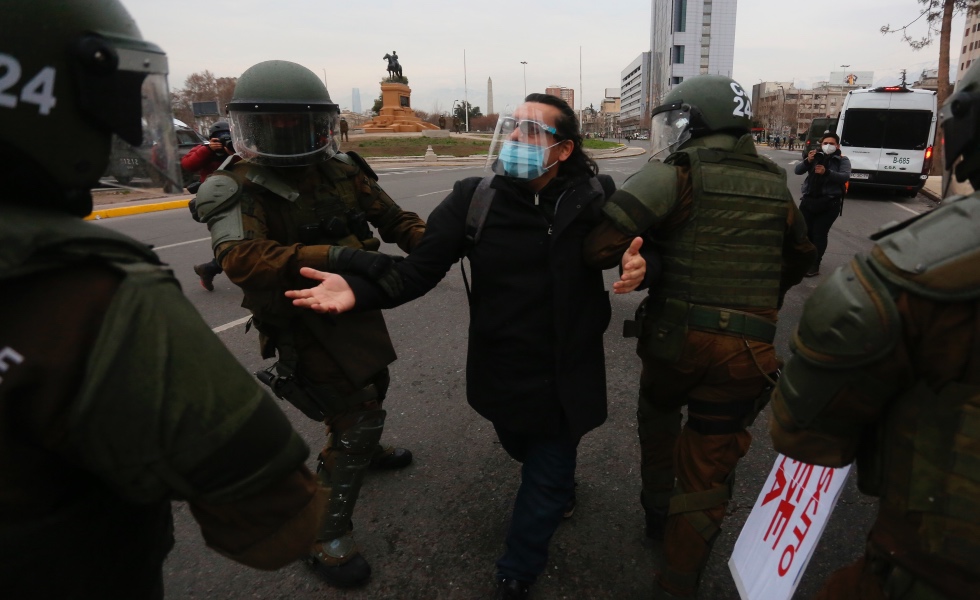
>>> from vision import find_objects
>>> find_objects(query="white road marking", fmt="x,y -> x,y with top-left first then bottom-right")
377,166 -> 481,176
212,315 -> 251,334
890,201 -> 923,215
416,188 -> 453,197
153,237 -> 211,251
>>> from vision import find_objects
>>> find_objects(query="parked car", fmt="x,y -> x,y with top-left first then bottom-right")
104,119 -> 206,190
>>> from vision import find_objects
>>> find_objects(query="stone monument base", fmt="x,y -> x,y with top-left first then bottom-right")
360,82 -> 438,133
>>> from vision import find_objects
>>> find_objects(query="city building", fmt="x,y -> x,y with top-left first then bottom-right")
352,88 -> 362,114
487,77 -> 494,115
958,10 -> 980,84
752,72 -> 871,139
600,87 -> 621,136
545,85 -> 575,110
649,0 -> 737,106
620,52 -> 651,137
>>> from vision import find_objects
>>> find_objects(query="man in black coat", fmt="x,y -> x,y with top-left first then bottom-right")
286,94 -> 649,600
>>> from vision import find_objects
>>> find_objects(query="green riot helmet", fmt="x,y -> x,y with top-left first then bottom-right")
940,60 -> 980,199
649,75 -> 753,159
227,60 -> 340,167
0,0 -> 181,216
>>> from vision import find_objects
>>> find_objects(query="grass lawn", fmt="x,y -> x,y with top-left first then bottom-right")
583,139 -> 622,150
339,136 -> 488,157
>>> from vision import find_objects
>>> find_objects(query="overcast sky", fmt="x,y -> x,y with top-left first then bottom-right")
123,0 -> 967,114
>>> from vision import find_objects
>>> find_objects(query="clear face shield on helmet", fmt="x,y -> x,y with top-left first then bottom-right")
103,45 -> 182,190
649,102 -> 694,161
485,103 -> 565,180
228,107 -> 339,166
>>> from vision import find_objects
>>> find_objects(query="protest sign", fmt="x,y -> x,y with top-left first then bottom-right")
729,455 -> 852,600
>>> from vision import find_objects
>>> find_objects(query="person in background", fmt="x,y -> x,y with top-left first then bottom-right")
183,120 -> 237,291
794,131 -> 851,277
340,117 -> 349,142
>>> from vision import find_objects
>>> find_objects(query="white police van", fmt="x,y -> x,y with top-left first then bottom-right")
835,86 -> 937,196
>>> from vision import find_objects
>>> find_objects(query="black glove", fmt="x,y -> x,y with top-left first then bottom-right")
327,246 -> 404,297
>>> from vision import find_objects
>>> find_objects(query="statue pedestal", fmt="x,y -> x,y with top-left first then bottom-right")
361,83 -> 438,133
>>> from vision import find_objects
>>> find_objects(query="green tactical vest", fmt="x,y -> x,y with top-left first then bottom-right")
232,154 -> 381,252
653,137 -> 791,309
225,157 -> 398,387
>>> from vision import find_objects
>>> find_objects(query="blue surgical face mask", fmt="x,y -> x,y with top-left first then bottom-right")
497,140 -> 561,180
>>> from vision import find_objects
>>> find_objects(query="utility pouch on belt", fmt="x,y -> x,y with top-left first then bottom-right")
255,363 -> 378,421
629,297 -> 691,363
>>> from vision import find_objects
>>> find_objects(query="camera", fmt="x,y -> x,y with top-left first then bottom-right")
217,132 -> 234,153
813,151 -> 827,167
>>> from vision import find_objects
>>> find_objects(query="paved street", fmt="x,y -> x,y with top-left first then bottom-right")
92,147 -> 937,600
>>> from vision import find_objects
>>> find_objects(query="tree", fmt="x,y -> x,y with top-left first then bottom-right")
882,1 -> 980,172
453,101 -> 482,122
371,94 -> 383,115
170,70 -> 237,128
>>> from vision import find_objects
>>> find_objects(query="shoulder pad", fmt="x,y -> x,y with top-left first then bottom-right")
792,257 -> 900,369
340,151 -> 378,181
237,164 -> 300,202
192,172 -> 241,222
602,160 -> 679,235
869,195 -> 980,302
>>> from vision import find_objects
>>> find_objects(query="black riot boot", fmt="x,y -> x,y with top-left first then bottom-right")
369,444 -> 413,470
495,578 -> 531,600
193,259 -> 222,291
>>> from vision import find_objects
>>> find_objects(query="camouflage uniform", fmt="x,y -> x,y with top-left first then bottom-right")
771,195 -> 980,599
601,134 -> 814,597
199,151 -> 425,581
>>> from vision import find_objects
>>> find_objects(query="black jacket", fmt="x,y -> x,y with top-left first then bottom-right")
794,150 -> 851,198
349,172 -> 615,439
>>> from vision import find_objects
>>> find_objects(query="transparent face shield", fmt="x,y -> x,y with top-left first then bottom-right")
102,48 -> 181,190
939,96 -> 978,201
485,103 -> 565,179
229,109 -> 339,166
649,104 -> 693,161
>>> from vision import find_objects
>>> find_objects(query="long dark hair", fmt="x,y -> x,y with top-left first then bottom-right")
524,93 -> 598,177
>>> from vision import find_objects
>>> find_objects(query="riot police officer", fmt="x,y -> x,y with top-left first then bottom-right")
769,61 -> 980,600
195,60 -> 426,587
592,75 -> 816,597
0,2 -> 324,598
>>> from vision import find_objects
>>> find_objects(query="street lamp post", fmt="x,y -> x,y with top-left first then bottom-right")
778,85 -> 786,139
520,61 -> 528,98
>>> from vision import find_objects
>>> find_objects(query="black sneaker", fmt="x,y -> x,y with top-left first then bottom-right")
495,578 -> 531,600
804,266 -> 820,278
369,445 -> 413,470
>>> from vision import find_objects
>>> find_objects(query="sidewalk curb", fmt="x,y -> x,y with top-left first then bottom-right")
88,148 -> 649,217
86,198 -> 191,221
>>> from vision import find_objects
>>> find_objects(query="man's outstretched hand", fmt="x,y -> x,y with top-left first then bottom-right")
613,236 -> 646,294
285,267 -> 357,314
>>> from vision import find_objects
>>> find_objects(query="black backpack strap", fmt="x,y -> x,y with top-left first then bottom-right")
460,175 -> 495,300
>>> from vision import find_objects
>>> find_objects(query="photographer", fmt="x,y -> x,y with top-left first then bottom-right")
794,132 -> 851,277
182,121 -> 239,291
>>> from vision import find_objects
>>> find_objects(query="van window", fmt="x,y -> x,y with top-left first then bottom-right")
840,109 -> 932,150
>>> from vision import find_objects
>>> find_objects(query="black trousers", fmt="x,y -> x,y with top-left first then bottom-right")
800,197 -> 841,266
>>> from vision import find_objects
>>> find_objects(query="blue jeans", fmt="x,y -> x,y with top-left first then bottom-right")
493,425 -> 579,583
